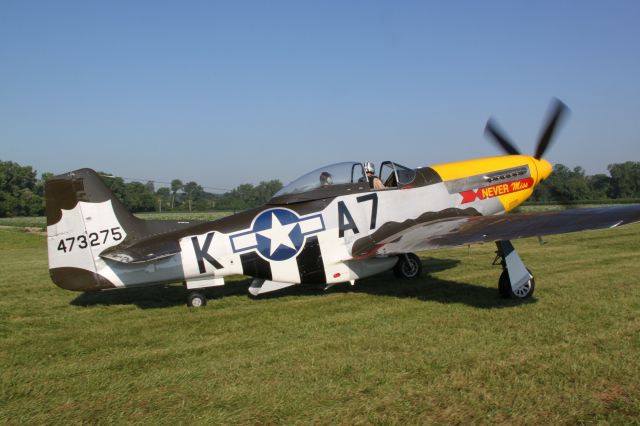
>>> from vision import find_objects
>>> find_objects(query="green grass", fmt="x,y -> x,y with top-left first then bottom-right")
0,216 -> 46,229
137,211 -> 235,221
1,225 -> 639,424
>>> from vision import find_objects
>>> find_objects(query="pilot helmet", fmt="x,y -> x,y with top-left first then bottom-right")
364,161 -> 375,174
320,171 -> 333,185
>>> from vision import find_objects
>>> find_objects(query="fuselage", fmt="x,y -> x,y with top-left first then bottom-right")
46,155 -> 552,292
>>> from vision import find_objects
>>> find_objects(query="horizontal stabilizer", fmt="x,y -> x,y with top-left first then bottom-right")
100,240 -> 181,264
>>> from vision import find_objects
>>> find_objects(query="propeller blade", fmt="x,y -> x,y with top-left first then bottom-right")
535,98 -> 569,159
484,118 -> 521,155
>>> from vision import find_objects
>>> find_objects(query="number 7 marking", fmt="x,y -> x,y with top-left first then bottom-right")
65,237 -> 76,252
356,193 -> 378,230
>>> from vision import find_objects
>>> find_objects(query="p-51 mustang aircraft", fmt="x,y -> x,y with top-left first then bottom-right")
46,99 -> 640,306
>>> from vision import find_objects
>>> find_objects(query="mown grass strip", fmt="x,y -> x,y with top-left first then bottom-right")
0,225 -> 639,424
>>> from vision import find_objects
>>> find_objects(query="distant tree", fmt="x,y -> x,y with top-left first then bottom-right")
532,164 -> 590,203
236,184 -> 256,207
123,181 -> 155,212
214,180 -> 283,211
170,179 -> 183,209
254,180 -> 283,204
0,160 -> 43,217
607,162 -> 640,199
156,187 -> 171,212
587,174 -> 611,200
183,181 -> 204,212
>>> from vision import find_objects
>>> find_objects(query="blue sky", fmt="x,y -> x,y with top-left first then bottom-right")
2,1 -> 639,190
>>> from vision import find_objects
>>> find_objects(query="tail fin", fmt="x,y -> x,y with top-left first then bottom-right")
45,168 -> 144,291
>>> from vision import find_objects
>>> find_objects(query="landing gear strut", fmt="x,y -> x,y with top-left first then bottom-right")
394,253 -> 422,279
184,277 -> 224,307
494,240 -> 535,299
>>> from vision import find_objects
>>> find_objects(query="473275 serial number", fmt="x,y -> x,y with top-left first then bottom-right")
56,227 -> 123,253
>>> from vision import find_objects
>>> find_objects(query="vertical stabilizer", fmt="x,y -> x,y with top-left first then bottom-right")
45,169 -> 141,291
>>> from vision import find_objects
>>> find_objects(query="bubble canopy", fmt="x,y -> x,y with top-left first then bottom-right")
274,162 -> 366,197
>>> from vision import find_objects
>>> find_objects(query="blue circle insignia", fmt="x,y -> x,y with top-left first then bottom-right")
252,209 -> 304,261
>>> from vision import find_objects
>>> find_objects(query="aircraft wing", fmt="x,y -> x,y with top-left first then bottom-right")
352,204 -> 640,257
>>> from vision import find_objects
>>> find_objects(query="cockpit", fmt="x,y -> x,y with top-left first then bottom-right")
270,161 -> 417,203
378,161 -> 418,188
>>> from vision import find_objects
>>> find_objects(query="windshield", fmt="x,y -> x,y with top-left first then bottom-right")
274,162 -> 366,197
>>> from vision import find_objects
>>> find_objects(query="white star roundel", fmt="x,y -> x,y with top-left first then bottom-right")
230,208 -> 325,261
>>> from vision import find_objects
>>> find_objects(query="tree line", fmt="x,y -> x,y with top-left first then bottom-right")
0,160 -> 282,217
528,162 -> 640,203
1,159 -> 639,217
96,174 -> 281,213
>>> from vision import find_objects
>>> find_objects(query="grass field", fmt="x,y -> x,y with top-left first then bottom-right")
1,223 -> 639,424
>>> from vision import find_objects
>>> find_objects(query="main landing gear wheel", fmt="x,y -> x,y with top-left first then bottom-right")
187,292 -> 207,308
394,253 -> 422,279
494,240 -> 535,299
498,269 -> 535,299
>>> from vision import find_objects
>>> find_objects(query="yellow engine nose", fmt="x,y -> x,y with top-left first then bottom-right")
534,158 -> 553,183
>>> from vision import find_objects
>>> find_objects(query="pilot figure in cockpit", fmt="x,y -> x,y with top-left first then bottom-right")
364,161 -> 385,189
319,171 -> 333,186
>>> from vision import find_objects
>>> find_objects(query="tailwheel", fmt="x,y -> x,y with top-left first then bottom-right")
394,253 -> 422,279
498,269 -> 535,299
187,292 -> 207,308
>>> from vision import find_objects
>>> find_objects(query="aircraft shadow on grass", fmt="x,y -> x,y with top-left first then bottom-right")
70,257 -> 536,309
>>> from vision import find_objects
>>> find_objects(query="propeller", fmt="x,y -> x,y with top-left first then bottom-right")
485,98 -> 573,208
484,118 -> 521,155
484,98 -> 569,159
534,99 -> 569,159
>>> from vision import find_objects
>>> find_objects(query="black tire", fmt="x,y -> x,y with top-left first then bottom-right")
498,269 -> 535,299
498,270 -> 512,298
187,292 -> 207,308
393,253 -> 423,279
